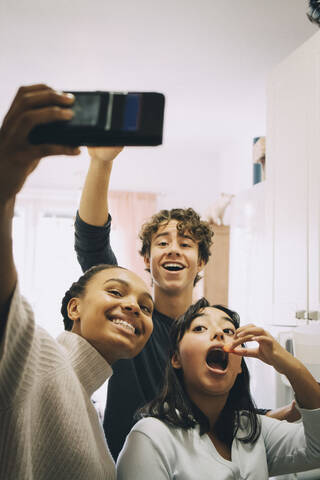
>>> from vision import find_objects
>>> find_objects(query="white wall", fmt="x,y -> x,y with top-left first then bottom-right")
0,0 -> 317,207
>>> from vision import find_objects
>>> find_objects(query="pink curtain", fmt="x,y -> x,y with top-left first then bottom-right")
108,191 -> 158,284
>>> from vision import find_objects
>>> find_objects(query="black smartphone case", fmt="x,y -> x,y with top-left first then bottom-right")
29,91 -> 165,146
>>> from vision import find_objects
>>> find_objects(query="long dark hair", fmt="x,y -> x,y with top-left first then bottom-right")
138,297 -> 261,445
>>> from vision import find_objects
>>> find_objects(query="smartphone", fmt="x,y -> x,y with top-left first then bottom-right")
29,91 -> 165,146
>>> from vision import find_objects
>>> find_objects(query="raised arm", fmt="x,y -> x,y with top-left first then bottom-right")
0,198 -> 16,336
79,147 -> 122,226
227,324 -> 320,409
75,147 -> 123,272
0,84 -> 80,333
227,325 -> 320,473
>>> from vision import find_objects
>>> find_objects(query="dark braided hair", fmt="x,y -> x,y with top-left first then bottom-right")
61,264 -> 125,331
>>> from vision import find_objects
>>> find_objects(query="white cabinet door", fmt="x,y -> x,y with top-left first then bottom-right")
267,37 -> 317,326
307,42 -> 320,318
228,182 -> 273,327
229,32 -> 320,328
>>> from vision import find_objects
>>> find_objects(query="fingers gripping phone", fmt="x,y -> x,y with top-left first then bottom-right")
29,91 -> 165,146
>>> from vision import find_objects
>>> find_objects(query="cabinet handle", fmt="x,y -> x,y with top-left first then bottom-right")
308,311 -> 320,321
295,310 -> 307,319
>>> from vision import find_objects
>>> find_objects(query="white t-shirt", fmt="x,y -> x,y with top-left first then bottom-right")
117,407 -> 320,479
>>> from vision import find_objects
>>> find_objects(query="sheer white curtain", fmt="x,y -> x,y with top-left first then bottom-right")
13,190 -> 158,338
12,189 -> 158,416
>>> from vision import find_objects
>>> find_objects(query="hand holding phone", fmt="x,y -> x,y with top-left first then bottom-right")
29,91 -> 165,147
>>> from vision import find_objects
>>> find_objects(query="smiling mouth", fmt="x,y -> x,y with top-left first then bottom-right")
108,317 -> 139,335
206,348 -> 229,371
162,262 -> 185,272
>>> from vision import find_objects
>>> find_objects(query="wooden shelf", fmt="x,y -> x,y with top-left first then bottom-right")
203,225 -> 230,306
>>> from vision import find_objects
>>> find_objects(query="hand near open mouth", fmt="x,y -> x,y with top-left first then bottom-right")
223,324 -> 295,375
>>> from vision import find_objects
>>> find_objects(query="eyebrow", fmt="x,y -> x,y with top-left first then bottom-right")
103,278 -> 154,306
201,313 -> 235,327
221,316 -> 234,323
103,278 -> 129,287
153,231 -> 196,243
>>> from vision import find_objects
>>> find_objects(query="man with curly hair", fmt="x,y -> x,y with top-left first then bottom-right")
74,147 -> 214,460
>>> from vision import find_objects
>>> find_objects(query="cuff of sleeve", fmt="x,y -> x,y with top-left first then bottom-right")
295,398 -> 320,414
75,210 -> 112,231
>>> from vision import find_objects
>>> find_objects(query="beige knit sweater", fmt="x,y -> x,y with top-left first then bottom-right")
0,285 -> 115,480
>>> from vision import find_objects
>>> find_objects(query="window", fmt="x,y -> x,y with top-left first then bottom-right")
13,189 -> 158,414
14,192 -> 82,337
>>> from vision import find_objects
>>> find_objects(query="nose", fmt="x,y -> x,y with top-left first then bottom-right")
167,239 -> 181,257
210,328 -> 225,342
121,298 -> 140,316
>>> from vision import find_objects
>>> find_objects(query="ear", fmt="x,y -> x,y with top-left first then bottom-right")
67,297 -> 81,324
197,258 -> 205,273
144,255 -> 150,270
171,351 -> 182,370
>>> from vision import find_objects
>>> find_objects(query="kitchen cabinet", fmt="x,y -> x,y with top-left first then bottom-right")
229,32 -> 320,327
228,182 -> 272,325
266,30 -> 320,326
228,38 -> 320,480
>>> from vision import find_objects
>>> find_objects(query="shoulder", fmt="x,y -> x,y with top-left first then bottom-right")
131,417 -> 197,449
118,418 -> 182,479
255,411 -> 301,443
7,285 -> 75,371
131,417 -> 186,447
5,285 -> 57,351
132,417 -> 173,438
122,418 -> 204,474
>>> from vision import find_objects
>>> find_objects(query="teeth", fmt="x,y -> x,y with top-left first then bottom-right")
111,319 -> 135,334
163,263 -> 184,271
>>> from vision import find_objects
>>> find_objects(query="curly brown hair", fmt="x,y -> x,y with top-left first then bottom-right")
139,208 -> 214,285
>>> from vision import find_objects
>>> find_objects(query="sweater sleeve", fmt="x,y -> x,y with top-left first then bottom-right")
74,211 -> 118,273
0,285 -> 37,407
262,407 -> 320,476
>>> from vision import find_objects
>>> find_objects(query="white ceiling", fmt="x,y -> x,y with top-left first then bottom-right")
0,0 -> 317,212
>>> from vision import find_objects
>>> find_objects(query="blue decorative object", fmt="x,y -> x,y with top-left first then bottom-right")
253,163 -> 262,185
252,136 -> 265,183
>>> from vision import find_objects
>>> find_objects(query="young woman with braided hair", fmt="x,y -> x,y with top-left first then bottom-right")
0,84 -> 154,480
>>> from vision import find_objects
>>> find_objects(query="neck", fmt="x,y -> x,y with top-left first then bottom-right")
189,390 -> 229,431
72,326 -> 116,365
153,285 -> 194,319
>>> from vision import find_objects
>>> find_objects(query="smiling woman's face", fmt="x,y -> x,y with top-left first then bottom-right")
68,267 -> 154,365
171,307 -> 242,402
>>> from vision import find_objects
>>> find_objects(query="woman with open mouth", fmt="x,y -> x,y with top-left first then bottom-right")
117,297 -> 320,479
